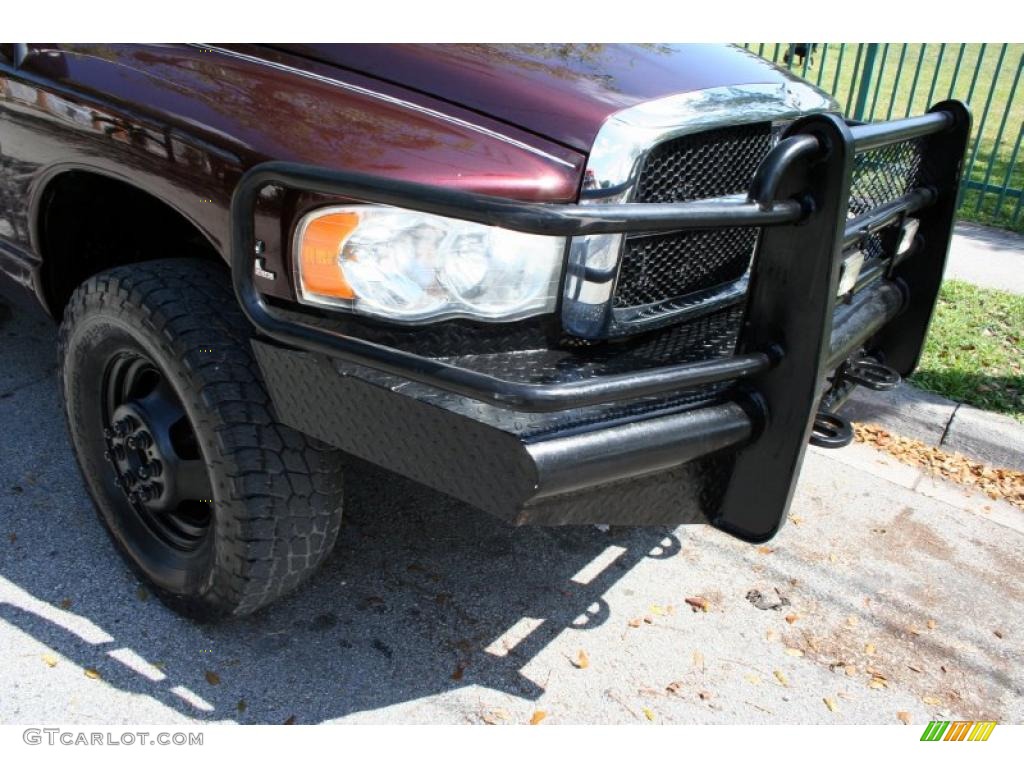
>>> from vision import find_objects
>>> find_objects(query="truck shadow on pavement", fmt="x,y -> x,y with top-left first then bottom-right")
3,280 -> 1021,725
0,283 -> 683,723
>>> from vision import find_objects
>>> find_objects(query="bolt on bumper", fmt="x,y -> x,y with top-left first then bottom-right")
232,102 -> 971,540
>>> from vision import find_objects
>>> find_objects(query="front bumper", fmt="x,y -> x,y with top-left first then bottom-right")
232,103 -> 971,542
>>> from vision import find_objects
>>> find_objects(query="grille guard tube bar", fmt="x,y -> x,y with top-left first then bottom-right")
230,109 -> 958,413
230,168 -> 808,413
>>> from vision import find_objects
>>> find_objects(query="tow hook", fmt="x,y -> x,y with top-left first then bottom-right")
809,411 -> 854,448
835,358 -> 901,391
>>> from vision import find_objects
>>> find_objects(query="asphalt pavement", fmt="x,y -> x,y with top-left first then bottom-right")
1,277 -> 1022,726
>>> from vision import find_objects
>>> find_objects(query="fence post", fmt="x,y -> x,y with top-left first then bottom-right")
852,43 -> 880,121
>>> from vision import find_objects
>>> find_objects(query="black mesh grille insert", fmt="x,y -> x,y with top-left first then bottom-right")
614,227 -> 756,308
849,137 -> 929,268
848,138 -> 926,217
634,122 -> 775,203
615,123 -> 773,310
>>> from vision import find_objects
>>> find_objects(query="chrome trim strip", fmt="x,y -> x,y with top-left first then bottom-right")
192,44 -> 577,170
564,80 -> 838,339
583,82 -> 837,200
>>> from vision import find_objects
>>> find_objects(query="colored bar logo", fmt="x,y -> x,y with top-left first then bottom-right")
921,721 -> 997,741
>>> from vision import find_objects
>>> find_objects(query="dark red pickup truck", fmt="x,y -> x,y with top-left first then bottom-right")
0,44 -> 969,620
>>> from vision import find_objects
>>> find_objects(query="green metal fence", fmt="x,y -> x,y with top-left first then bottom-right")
739,43 -> 1024,232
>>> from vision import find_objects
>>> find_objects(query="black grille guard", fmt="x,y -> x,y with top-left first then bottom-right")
231,103 -> 971,540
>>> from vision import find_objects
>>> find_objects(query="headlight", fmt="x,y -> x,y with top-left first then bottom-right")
294,206 -> 566,322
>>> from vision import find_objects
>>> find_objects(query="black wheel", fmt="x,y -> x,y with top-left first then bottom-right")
59,258 -> 345,620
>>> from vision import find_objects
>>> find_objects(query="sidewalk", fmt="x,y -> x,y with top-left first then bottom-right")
946,222 -> 1024,295
842,221 -> 1024,470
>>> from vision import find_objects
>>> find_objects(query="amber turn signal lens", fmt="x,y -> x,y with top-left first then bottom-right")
298,211 -> 360,299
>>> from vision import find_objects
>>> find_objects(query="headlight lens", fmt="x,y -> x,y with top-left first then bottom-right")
295,206 -> 566,322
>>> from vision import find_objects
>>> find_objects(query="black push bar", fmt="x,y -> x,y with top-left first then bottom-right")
230,107 -> 962,413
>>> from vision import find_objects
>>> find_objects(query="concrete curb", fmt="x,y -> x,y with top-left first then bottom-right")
842,382 -> 1024,471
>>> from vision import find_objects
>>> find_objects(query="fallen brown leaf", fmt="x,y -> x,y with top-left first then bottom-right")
773,670 -> 789,687
573,650 -> 590,670
785,614 -> 799,624
204,670 -> 221,685
84,668 -> 101,680
684,596 -> 710,613
854,423 -> 1024,509
823,697 -> 838,712
283,715 -> 296,725
529,710 -> 547,725
897,711 -> 912,725
59,598 -> 72,610
666,681 -> 685,696
698,690 -> 713,701
927,619 -> 937,630
642,707 -> 656,722
868,674 -> 889,690
451,663 -> 465,681
628,617 -> 643,628
41,653 -> 58,668
236,700 -> 247,714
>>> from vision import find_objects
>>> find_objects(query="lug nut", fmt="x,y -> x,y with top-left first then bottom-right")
138,483 -> 161,503
127,432 -> 152,451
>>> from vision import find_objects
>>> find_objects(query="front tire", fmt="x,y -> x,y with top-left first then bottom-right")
59,258 -> 344,620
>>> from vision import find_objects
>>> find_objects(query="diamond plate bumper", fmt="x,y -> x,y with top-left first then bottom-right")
234,103 -> 971,539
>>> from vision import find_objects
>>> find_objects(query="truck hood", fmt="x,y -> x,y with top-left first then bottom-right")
267,44 -> 824,152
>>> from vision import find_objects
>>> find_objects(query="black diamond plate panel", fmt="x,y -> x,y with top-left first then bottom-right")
518,461 -> 712,526
252,341 -> 727,526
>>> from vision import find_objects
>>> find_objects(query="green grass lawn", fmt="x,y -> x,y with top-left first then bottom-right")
741,43 -> 1024,232
910,280 -> 1024,420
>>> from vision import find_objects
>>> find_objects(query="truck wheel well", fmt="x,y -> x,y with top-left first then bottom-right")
38,171 -> 221,317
